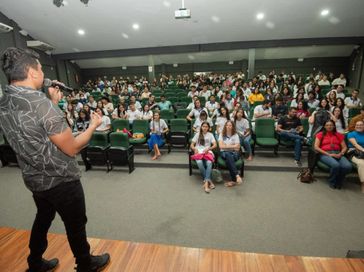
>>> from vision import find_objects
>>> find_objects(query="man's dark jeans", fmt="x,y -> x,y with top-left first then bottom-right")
28,180 -> 91,268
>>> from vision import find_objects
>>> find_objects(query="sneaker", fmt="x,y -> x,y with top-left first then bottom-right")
294,160 -> 302,167
27,258 -> 59,272
76,254 -> 110,272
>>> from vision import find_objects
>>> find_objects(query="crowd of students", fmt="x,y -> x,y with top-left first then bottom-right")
56,70 -> 364,193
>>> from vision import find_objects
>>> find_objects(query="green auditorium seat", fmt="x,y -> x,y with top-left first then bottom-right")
129,119 -> 149,145
112,119 -> 129,132
86,132 -> 110,172
108,132 -> 135,173
254,118 -> 279,155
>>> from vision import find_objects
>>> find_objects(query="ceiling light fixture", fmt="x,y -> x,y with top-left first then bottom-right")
53,0 -> 64,7
256,13 -> 265,20
122,33 -> 129,39
132,23 -> 140,30
78,29 -> 85,35
320,9 -> 329,16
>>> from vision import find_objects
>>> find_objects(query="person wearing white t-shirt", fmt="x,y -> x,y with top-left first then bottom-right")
318,75 -> 331,86
344,89 -> 362,109
205,95 -> 219,116
215,106 -> 230,135
218,120 -> 243,187
233,108 -> 253,160
95,107 -> 111,132
148,112 -> 169,160
190,122 -> 217,193
193,111 -> 213,133
187,100 -> 208,121
126,103 -> 142,124
332,74 -> 347,87
253,100 -> 272,121
199,85 -> 211,101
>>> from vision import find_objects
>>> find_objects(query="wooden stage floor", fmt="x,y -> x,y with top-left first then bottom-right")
1,227 -> 364,272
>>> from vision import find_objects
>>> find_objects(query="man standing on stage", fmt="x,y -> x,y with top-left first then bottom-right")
0,47 -> 110,272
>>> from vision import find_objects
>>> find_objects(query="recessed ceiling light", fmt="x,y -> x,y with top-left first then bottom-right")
122,33 -> 129,39
77,29 -> 85,35
256,13 -> 265,20
132,24 -> 140,30
321,9 -> 330,16
63,0 -> 68,5
211,16 -> 220,23
163,1 -> 171,7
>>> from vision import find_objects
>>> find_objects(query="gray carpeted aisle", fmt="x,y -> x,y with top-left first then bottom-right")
1,166 -> 364,258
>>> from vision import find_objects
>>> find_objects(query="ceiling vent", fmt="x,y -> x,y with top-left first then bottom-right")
0,22 -> 13,33
27,40 -> 54,51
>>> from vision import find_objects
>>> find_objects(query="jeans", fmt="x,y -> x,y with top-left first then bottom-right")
278,131 -> 303,161
195,160 -> 213,182
28,180 -> 91,268
319,154 -> 352,187
220,151 -> 240,181
239,135 -> 252,155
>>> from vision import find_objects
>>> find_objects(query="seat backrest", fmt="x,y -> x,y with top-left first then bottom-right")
109,132 -> 129,148
160,109 -> 175,120
132,120 -> 149,134
176,109 -> 190,118
170,119 -> 188,132
112,119 -> 129,132
301,117 -> 309,136
255,118 -> 275,138
89,132 -> 109,147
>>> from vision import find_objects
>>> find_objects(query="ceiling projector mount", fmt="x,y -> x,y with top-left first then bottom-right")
175,0 -> 191,19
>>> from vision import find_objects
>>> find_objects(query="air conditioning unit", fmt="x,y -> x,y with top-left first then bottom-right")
0,22 -> 13,33
27,40 -> 54,51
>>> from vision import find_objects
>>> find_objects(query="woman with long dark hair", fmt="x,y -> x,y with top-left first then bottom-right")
234,108 -> 253,160
190,121 -> 217,193
218,120 -> 243,187
76,110 -> 90,132
314,120 -> 351,189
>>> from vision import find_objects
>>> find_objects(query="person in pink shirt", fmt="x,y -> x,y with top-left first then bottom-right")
314,120 -> 352,189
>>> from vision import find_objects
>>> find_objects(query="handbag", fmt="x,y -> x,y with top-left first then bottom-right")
347,148 -> 364,160
297,168 -> 315,183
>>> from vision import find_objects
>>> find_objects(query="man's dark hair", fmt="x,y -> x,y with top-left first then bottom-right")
1,47 -> 40,84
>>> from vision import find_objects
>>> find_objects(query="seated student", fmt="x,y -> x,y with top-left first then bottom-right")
87,95 -> 97,110
140,86 -> 151,99
187,85 -> 199,97
186,99 -> 208,121
271,97 -> 288,120
348,106 -> 364,132
307,91 -> 320,109
205,95 -> 219,116
112,104 -> 127,119
234,108 -> 253,160
248,87 -> 264,105
277,107 -> 305,166
296,101 -> 310,119
158,95 -> 172,111
193,110 -> 213,133
141,104 -> 153,121
314,120 -> 352,189
344,89 -> 362,109
331,107 -> 346,134
308,98 -> 332,137
199,84 -> 211,101
75,110 -> 90,132
101,96 -> 114,116
335,98 -> 349,123
126,102 -> 142,124
347,120 -> 364,193
190,121 -> 217,193
148,111 -> 169,160
129,95 -> 142,111
253,100 -> 272,121
215,106 -> 230,135
218,120 -> 243,187
187,95 -> 199,111
221,92 -> 235,112
147,94 -> 158,110
95,107 -> 111,132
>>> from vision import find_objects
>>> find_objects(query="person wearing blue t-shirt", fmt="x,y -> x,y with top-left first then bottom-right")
347,120 -> 364,192
157,95 -> 172,111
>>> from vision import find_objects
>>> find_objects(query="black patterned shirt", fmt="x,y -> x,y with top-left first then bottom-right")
0,85 -> 80,192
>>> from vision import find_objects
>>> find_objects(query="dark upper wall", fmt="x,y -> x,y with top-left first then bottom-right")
0,11 -> 81,89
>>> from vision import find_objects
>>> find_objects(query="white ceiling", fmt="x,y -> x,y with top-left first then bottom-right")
0,0 -> 363,55
76,45 -> 356,68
